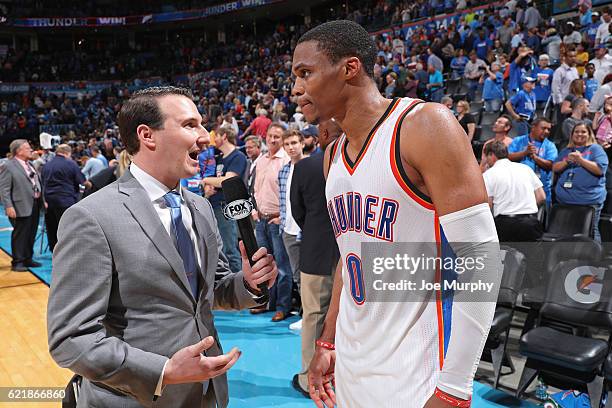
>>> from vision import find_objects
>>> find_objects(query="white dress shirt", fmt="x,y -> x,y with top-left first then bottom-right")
283,164 -> 301,236
130,163 -> 205,396
483,159 -> 543,217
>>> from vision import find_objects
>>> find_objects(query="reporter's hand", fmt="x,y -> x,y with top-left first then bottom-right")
308,346 -> 336,408
6,207 -> 16,219
240,241 -> 277,290
162,336 -> 241,386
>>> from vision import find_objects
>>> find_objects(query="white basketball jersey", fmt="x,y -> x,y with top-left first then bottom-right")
326,98 -> 453,407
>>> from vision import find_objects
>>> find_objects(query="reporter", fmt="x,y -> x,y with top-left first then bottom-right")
47,87 -> 278,408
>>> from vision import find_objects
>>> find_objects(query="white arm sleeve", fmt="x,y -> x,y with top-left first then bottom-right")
436,203 -> 501,400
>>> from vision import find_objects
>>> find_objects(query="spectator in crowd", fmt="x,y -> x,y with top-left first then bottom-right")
563,22 -> 583,45
542,28 -> 562,65
427,63 -> 444,103
497,17 -> 515,52
415,62 -> 429,99
464,50 -> 487,101
90,145 -> 108,167
553,122 -> 608,242
561,98 -> 591,147
384,72 -> 398,98
508,47 -> 536,96
584,63 -> 599,101
586,11 -> 601,46
278,130 -> 305,293
243,108 -> 272,140
455,100 -> 477,141
575,42 -> 590,78
251,123 -> 292,321
450,48 -> 469,79
524,0 -> 542,29
202,126 -> 247,274
594,95 -> 612,146
579,0 -> 593,28
404,71 -> 419,98
302,124 -> 320,156
0,140 -> 43,271
595,7 -> 612,46
560,78 -> 587,116
85,150 -> 131,196
483,141 -> 545,242
243,135 -> 262,197
482,62 -> 505,112
508,117 -> 558,205
290,119 -> 341,397
80,153 -> 106,180
427,47 -> 444,73
590,44 -> 612,85
41,143 -> 84,252
552,48 -> 580,114
441,96 -> 454,111
481,115 -> 514,172
506,76 -> 537,136
533,54 -> 554,109
590,73 -> 612,112
473,28 -> 493,61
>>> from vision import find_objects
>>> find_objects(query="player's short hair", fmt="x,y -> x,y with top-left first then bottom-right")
484,141 -> 508,159
297,20 -> 377,78
118,86 -> 193,155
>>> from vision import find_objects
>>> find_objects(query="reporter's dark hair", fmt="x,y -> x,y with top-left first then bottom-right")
297,20 -> 377,78
118,86 -> 193,155
483,141 -> 508,159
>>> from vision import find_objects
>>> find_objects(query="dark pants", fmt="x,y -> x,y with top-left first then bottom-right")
494,214 -> 543,242
255,220 -> 292,313
11,198 -> 41,266
45,204 -> 69,252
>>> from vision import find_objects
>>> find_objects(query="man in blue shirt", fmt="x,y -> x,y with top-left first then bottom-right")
508,47 -> 536,96
473,29 -> 493,61
508,118 -> 558,205
42,144 -> 85,251
427,64 -> 444,103
584,63 -> 599,101
586,12 -> 601,45
201,125 -> 248,273
533,54 -> 554,108
482,62 -> 505,112
506,76 -> 537,136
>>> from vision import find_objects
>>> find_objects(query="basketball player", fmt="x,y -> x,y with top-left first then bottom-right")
291,21 -> 501,408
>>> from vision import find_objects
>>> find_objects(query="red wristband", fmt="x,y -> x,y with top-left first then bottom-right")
315,339 -> 335,350
434,388 -> 471,407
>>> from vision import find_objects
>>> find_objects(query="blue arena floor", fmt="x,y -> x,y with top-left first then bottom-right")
0,210 -> 536,407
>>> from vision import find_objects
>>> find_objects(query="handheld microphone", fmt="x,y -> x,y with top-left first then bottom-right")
221,176 -> 269,299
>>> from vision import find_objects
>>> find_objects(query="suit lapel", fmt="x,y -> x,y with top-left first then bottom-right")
119,171 -> 195,303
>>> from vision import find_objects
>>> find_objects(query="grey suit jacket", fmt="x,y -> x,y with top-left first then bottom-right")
0,158 -> 43,217
47,170 -> 261,408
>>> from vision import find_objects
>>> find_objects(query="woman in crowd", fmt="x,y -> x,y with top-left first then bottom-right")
450,48 -> 469,79
456,100 -> 476,141
553,122 -> 608,242
560,79 -> 586,116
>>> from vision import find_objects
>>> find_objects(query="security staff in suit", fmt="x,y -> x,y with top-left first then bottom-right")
289,119 -> 342,395
41,143 -> 85,252
47,87 -> 278,408
0,139 -> 44,272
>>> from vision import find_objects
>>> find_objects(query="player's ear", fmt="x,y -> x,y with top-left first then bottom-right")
344,57 -> 361,80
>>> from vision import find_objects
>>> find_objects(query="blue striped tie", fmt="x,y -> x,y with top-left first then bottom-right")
163,191 -> 199,298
